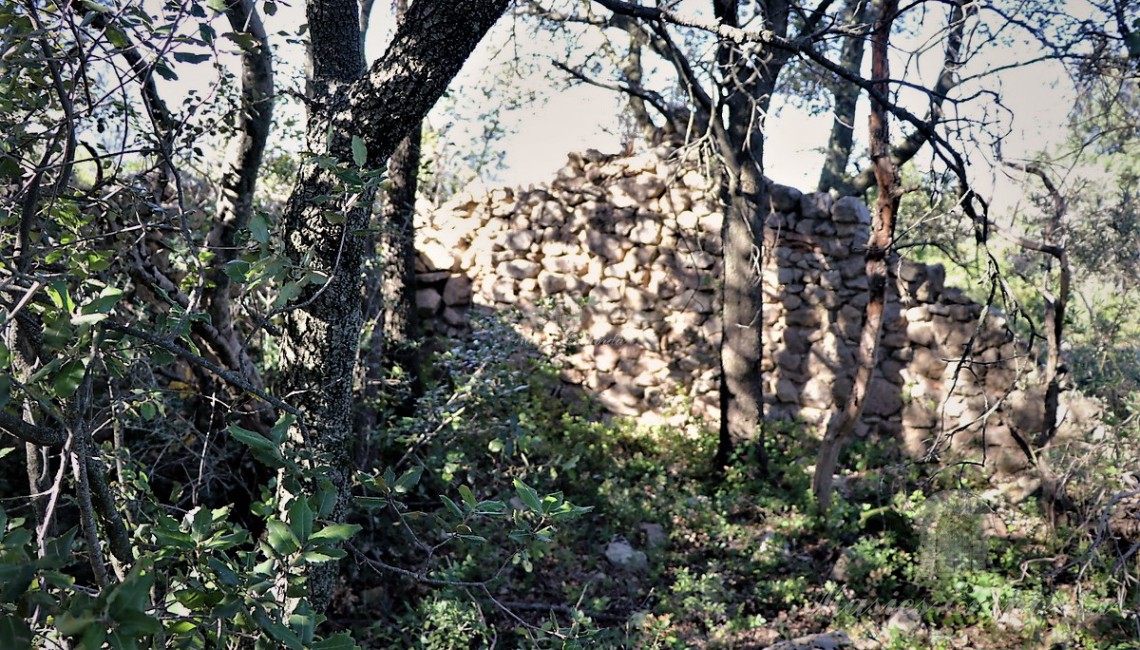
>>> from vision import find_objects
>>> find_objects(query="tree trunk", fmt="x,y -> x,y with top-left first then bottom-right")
204,0 -> 274,419
818,0 -> 879,195
275,0 -> 508,612
813,0 -> 901,512
710,0 -> 790,473
358,0 -> 424,450
844,0 -> 966,196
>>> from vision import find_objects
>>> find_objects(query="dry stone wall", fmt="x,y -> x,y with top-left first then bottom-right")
413,146 -> 1096,472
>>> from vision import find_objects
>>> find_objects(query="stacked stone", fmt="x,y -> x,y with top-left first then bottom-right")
415,146 -> 724,425
414,145 -> 1098,475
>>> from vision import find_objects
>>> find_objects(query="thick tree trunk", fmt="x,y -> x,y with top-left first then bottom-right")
813,0 -> 901,512
714,163 -> 767,471
710,0 -> 790,473
275,0 -> 508,612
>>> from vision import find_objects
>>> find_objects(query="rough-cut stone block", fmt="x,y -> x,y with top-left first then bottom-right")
586,231 -> 626,262
490,282 -> 517,304
769,183 -> 803,212
590,277 -> 624,302
680,250 -> 717,271
442,275 -> 473,305
538,271 -> 568,294
441,306 -> 467,327
597,385 -> 642,416
801,192 -> 833,220
497,260 -> 541,280
504,230 -> 534,252
630,215 -> 663,244
416,270 -> 451,284
832,196 -> 870,224
419,241 -> 457,271
415,289 -> 442,315
864,385 -> 903,417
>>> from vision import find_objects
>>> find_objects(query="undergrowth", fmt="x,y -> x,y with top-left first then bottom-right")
335,313 -> 1140,649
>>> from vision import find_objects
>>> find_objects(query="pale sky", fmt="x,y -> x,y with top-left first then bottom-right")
157,0 -> 1089,214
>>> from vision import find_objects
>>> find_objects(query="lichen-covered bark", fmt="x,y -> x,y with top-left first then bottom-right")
275,0 -> 508,611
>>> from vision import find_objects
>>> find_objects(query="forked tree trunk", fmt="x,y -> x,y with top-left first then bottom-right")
274,0 -> 508,611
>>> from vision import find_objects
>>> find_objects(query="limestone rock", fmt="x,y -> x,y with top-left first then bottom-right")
442,275 -> 473,305
604,538 -> 648,571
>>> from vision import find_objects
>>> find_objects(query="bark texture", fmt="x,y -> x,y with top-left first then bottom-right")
813,0 -> 901,512
844,0 -> 966,195
275,0 -> 508,611
359,0 -> 424,447
711,0 -> 791,472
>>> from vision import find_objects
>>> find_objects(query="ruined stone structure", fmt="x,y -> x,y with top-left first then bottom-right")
412,145 -> 1096,471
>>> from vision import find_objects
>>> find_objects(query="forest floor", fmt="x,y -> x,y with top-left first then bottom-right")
336,315 -> 1139,649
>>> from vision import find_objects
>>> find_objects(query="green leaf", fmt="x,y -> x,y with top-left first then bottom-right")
189,506 -> 212,541
0,564 -> 36,601
458,485 -> 477,508
52,360 -> 87,399
513,478 -> 542,513
42,314 -> 72,350
393,466 -> 422,494
313,632 -> 358,650
351,135 -> 367,167
314,476 -> 337,517
288,496 -> 314,544
269,412 -> 295,445
355,496 -> 386,509
173,52 -> 211,64
0,615 -> 32,649
56,611 -> 98,637
207,556 -> 239,587
301,549 -> 345,563
265,519 -> 300,555
0,375 -> 9,409
80,287 -> 124,315
249,212 -> 270,244
46,281 -> 75,313
222,31 -> 259,52
71,313 -> 108,326
309,523 -> 361,545
224,260 -> 251,283
440,495 -> 463,519
289,601 -> 316,646
263,0 -> 277,16
138,401 -> 156,420
154,61 -> 178,81
227,424 -> 283,468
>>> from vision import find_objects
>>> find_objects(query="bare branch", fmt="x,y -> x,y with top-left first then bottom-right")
0,410 -> 65,448
103,321 -> 299,418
